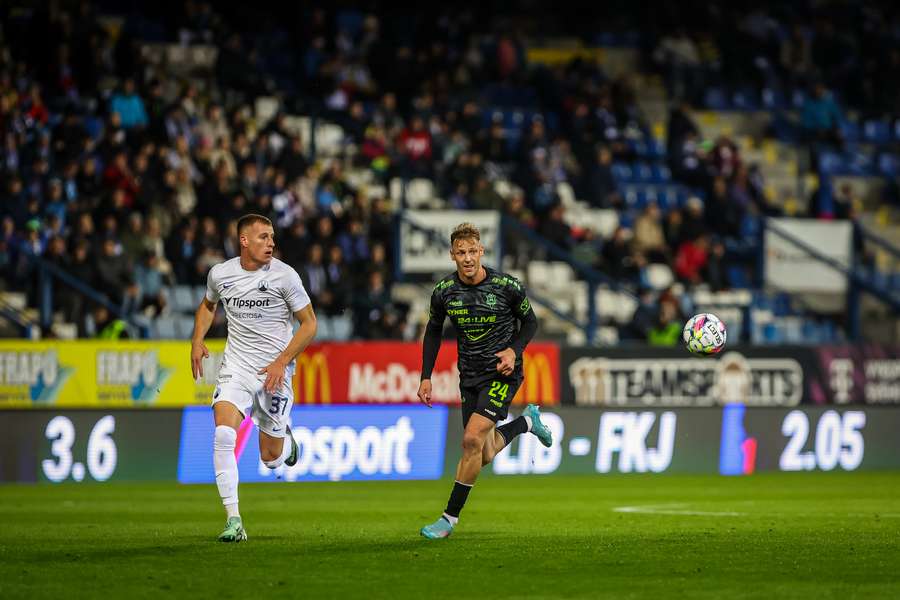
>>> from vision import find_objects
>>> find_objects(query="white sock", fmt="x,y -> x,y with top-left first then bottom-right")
523,414 -> 533,431
263,434 -> 293,469
214,425 -> 239,512
225,503 -> 240,519
442,512 -> 459,526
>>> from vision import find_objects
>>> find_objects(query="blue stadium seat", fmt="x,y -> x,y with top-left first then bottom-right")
817,150 -> 845,175
623,185 -> 639,208
801,319 -> 819,343
644,139 -> 665,159
839,120 -> 860,143
846,150 -> 875,176
878,154 -> 900,177
761,87 -> 786,110
763,322 -> 784,344
704,88 -> 729,110
651,164 -> 671,183
175,316 -> 195,338
332,316 -> 353,340
732,89 -> 759,110
657,186 -> 679,210
635,162 -> 653,182
153,317 -> 177,339
612,162 -> 632,182
772,293 -> 792,317
726,265 -> 750,288
863,120 -> 891,145
169,286 -> 196,313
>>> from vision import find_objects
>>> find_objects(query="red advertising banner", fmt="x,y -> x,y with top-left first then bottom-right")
292,342 -> 560,406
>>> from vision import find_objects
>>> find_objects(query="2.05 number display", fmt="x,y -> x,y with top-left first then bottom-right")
779,410 -> 865,472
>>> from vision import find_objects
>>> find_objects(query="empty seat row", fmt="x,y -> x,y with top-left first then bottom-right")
612,162 -> 672,184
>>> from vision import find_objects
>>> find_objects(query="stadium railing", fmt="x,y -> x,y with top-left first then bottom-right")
762,218 -> 900,341
29,255 -> 151,339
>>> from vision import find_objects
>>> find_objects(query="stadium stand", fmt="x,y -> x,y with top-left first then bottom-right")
1,2 -> 899,344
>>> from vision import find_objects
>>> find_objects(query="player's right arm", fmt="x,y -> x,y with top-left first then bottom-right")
191,266 -> 220,380
417,286 -> 447,407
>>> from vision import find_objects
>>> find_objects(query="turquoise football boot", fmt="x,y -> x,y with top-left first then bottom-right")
420,516 -> 454,539
523,404 -> 553,448
218,516 -> 248,542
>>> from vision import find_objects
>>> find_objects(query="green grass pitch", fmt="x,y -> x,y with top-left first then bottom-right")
1,473 -> 898,599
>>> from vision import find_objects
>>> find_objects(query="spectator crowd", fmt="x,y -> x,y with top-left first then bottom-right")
0,2 -> 896,343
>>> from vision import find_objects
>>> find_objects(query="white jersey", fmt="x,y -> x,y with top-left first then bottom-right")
205,257 -> 310,377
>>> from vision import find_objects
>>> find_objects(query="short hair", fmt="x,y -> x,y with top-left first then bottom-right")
237,214 -> 272,236
450,222 -> 480,245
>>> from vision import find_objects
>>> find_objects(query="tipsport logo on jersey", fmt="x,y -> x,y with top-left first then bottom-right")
0,349 -> 74,403
177,405 -> 448,483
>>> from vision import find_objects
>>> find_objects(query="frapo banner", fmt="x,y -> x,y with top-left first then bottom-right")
295,341 -> 560,406
399,209 -> 500,274
0,340 -> 227,408
0,340 -> 559,409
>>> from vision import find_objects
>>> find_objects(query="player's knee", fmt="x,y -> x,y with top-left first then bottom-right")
213,425 -> 236,452
462,433 -> 484,455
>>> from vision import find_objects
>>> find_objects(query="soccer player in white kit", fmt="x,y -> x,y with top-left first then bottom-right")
190,214 -> 317,542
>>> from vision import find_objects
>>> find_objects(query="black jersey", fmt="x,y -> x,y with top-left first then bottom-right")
427,267 -> 533,385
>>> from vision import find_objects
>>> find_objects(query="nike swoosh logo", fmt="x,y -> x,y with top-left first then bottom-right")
222,284 -> 232,289
272,427 -> 281,432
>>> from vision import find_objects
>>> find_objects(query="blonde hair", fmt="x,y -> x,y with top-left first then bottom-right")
450,222 -> 481,245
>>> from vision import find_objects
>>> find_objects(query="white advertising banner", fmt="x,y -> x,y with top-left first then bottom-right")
399,210 -> 501,274
765,218 -> 852,293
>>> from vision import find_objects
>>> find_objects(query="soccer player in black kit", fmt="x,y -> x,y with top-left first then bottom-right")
418,223 -> 553,539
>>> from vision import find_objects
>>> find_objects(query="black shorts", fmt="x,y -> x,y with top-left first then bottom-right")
460,374 -> 523,427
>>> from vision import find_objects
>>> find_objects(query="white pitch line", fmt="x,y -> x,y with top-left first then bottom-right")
612,505 -> 900,518
613,503 -> 745,517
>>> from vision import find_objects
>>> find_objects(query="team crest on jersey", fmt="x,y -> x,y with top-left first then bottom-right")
486,293 -> 496,308
257,280 -> 269,292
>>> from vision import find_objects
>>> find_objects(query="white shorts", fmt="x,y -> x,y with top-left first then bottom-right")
212,366 -> 294,438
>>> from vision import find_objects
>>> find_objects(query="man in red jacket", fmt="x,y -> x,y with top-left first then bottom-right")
397,115 -> 432,177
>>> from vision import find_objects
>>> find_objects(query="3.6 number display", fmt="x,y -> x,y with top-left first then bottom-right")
42,415 -> 118,482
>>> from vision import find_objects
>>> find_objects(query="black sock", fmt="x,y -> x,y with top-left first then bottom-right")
444,481 -> 473,519
497,416 -> 529,445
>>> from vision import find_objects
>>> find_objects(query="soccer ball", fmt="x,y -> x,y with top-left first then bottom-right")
683,313 -> 727,355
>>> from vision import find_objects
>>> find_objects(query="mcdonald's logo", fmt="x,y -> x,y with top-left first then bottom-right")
514,349 -> 559,406
294,352 -> 331,404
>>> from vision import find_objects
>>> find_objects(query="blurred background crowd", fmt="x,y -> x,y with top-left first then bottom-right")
1,1 -> 899,344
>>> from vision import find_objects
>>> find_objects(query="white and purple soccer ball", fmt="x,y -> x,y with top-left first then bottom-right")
683,313 -> 727,355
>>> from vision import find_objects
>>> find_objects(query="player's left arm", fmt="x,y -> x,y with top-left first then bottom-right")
495,283 -> 538,376
260,270 -> 318,393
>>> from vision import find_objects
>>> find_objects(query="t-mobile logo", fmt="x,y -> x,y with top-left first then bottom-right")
829,359 -> 854,404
